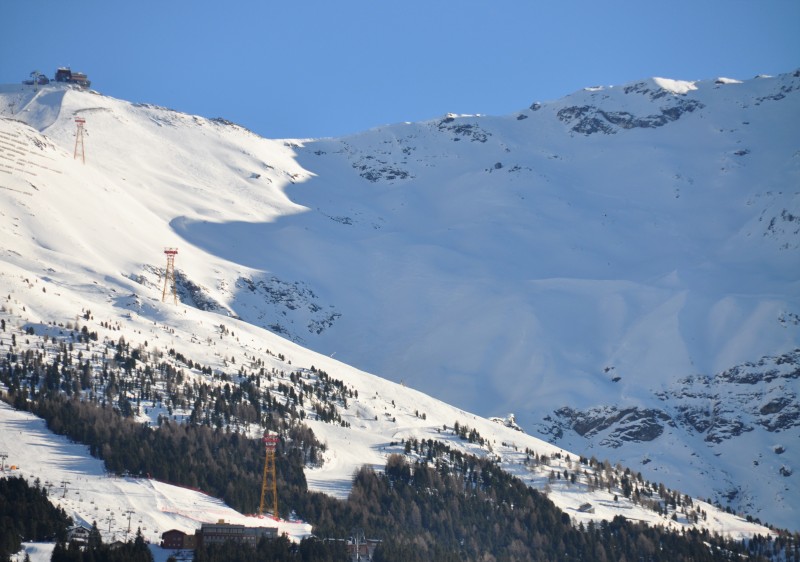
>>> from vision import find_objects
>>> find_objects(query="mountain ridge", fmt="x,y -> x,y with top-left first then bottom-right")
1,68 -> 798,529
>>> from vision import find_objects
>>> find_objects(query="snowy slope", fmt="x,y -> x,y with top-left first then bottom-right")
0,305 -> 770,545
0,70 -> 798,529
0,401 -> 311,548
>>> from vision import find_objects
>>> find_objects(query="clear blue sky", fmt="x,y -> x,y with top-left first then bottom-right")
3,0 -> 798,139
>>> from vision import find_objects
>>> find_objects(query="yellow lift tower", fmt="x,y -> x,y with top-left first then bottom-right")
259,431 -> 279,518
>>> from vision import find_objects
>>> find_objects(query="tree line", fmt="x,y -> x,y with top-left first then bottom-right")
2,315 -> 798,560
0,476 -> 71,562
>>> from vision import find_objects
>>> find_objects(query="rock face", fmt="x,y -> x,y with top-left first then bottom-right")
235,276 -> 341,342
544,350 -> 800,448
545,406 -> 672,447
556,98 -> 704,135
662,350 -> 800,440
537,350 -> 800,525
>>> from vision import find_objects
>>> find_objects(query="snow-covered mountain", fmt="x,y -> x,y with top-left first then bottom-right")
0,69 -> 798,531
0,296 -> 772,552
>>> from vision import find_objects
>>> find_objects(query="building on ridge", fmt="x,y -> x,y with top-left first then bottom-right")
55,67 -> 91,89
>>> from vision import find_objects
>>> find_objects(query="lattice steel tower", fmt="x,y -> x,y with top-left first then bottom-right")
259,432 -> 279,518
162,248 -> 178,304
73,117 -> 86,163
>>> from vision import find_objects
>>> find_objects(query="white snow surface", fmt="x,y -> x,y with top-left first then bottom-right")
0,69 -> 798,532
652,77 -> 698,94
0,401 -> 310,550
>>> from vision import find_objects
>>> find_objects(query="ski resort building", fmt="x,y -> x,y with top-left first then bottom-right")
54,67 -> 91,89
66,525 -> 91,545
160,529 -> 196,549
162,522 -> 278,550
196,521 -> 278,548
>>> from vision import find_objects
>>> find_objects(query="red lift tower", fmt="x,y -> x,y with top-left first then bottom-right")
162,248 -> 178,304
73,117 -> 86,164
